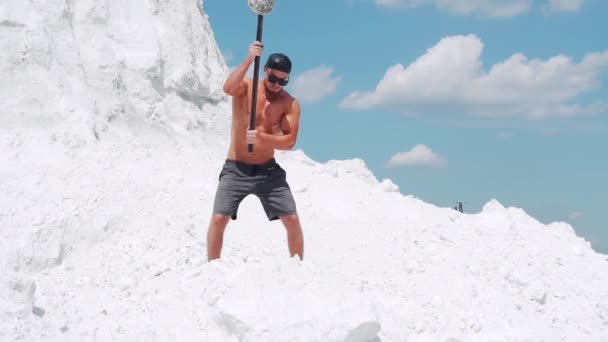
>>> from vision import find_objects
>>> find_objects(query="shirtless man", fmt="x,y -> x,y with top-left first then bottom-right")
206,41 -> 304,261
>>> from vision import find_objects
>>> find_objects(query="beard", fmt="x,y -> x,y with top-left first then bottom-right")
264,84 -> 282,100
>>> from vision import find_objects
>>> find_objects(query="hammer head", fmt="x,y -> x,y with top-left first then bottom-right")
248,0 -> 274,15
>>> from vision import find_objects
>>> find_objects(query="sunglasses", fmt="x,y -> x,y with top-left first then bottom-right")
268,73 -> 289,86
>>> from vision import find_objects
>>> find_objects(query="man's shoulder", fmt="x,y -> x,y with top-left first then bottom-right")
281,92 -> 300,113
280,90 -> 298,103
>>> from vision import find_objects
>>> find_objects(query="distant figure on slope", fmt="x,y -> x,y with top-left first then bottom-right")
206,41 -> 304,261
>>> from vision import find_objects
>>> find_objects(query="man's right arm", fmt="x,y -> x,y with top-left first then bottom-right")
223,41 -> 262,97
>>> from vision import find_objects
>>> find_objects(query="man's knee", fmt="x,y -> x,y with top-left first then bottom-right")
210,213 -> 231,228
281,213 -> 300,228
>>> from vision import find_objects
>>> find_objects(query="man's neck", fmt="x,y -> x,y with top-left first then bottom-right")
263,85 -> 282,101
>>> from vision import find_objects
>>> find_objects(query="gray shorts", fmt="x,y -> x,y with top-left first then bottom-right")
212,158 -> 297,221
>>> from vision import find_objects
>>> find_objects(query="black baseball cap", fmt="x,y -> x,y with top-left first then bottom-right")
265,53 -> 292,74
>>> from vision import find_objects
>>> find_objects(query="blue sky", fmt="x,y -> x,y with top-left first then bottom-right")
204,0 -> 608,254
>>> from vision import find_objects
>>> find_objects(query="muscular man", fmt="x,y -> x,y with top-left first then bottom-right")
206,41 -> 304,261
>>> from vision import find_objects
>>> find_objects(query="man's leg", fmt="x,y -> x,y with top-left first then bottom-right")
280,214 -> 304,260
208,160 -> 252,261
207,213 -> 231,261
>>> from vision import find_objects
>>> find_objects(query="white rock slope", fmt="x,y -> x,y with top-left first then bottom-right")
1,1 -> 607,341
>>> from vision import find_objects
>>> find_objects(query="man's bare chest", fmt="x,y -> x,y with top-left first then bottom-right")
244,94 -> 285,127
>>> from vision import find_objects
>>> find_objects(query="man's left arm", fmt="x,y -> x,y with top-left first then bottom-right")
260,100 -> 301,150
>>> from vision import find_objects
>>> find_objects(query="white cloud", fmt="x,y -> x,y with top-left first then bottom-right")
568,211 -> 584,219
222,49 -> 234,65
497,132 -> 514,139
339,34 -> 608,120
540,127 -> 560,136
290,65 -> 342,103
375,0 -> 531,17
544,0 -> 583,12
387,144 -> 448,168
374,0 -> 584,16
